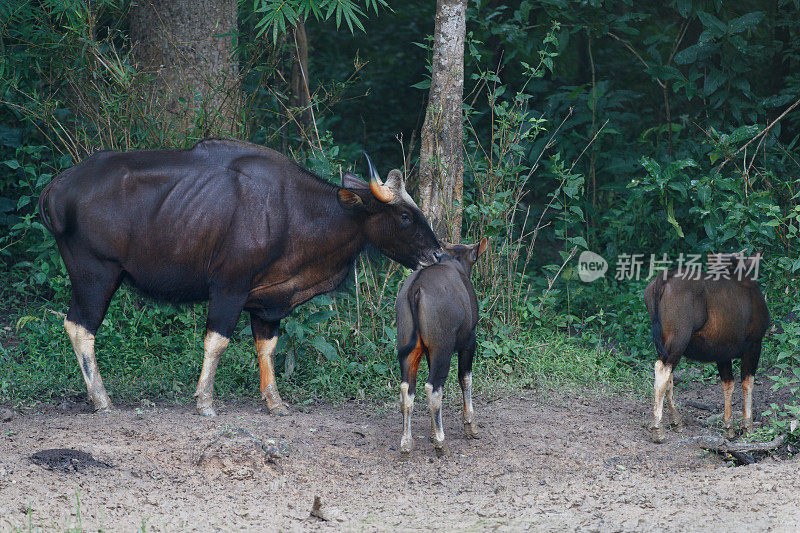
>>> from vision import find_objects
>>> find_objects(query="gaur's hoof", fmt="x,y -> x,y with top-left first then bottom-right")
431,433 -> 446,454
650,426 -> 666,443
743,418 -> 754,434
196,404 -> 217,417
433,443 -> 448,458
400,443 -> 414,458
91,395 -> 113,413
464,421 -> 480,439
268,403 -> 289,416
724,426 -> 736,440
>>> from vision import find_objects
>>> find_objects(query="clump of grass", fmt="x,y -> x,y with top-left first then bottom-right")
0,271 -> 646,410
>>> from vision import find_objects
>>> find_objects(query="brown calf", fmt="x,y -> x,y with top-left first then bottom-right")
395,238 -> 488,455
644,253 -> 769,443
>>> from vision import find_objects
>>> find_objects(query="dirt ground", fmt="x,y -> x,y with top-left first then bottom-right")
1,379 -> 798,532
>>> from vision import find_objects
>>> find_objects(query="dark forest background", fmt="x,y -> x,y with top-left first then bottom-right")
1,0 -> 798,436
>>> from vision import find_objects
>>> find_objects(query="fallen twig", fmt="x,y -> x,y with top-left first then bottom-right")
691,434 -> 785,454
684,400 -> 716,412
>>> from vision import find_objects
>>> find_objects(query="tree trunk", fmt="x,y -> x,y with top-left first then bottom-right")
129,0 -> 240,137
289,21 -> 314,142
418,0 -> 467,243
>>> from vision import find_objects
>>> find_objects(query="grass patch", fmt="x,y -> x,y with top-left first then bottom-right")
0,285 -> 648,410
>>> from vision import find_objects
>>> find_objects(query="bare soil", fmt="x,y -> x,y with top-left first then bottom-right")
1,381 -> 798,532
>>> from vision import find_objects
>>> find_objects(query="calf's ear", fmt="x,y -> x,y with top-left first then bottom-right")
338,188 -> 365,211
472,236 -> 489,261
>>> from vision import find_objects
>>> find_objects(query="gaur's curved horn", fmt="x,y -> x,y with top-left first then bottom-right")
364,152 -> 395,203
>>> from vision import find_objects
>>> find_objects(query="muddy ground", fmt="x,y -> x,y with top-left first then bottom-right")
1,379 -> 798,532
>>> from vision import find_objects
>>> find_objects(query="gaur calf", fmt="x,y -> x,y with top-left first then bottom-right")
644,253 -> 769,443
395,237 -> 489,455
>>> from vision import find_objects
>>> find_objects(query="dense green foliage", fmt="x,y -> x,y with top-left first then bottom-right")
1,0 -> 798,436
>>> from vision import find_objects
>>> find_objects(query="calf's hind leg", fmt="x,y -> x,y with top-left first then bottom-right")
651,360 -> 674,443
458,333 -> 479,439
398,336 -> 425,454
426,345 -> 453,455
741,342 -> 761,434
63,259 -> 123,412
650,321 -> 689,443
666,372 -> 682,430
717,360 -> 736,440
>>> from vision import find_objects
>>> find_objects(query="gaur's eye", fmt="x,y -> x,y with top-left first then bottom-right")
400,212 -> 412,227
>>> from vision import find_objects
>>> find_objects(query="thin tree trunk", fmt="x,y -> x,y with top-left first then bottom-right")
289,21 -> 313,141
130,0 -> 240,137
418,0 -> 467,243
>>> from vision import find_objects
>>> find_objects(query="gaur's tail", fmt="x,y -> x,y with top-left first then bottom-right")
37,171 -> 73,237
37,177 -> 58,235
397,286 -> 423,360
650,277 -> 670,361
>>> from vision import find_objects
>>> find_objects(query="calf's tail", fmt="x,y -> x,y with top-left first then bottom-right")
650,279 -> 669,361
397,286 -> 422,360
651,306 -> 669,361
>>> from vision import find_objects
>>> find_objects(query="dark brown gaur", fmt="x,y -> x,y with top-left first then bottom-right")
395,238 -> 488,455
38,138 -> 442,417
644,253 -> 769,443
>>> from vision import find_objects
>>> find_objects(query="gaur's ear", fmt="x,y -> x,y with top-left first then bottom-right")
342,171 -> 368,190
472,236 -> 489,261
337,188 -> 365,211
478,236 -> 489,256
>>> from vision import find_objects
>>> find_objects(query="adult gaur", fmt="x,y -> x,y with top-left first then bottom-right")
38,138 -> 442,416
